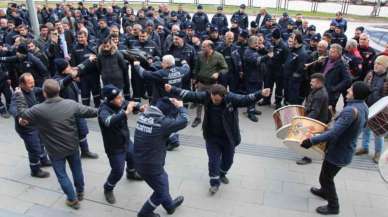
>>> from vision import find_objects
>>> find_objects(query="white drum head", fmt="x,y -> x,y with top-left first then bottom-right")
283,139 -> 324,160
275,124 -> 291,139
369,96 -> 388,119
378,149 -> 388,183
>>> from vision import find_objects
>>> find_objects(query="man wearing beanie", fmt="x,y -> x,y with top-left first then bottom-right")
301,81 -> 369,215
134,97 -> 188,217
53,58 -> 99,159
355,55 -> 388,163
98,84 -> 143,204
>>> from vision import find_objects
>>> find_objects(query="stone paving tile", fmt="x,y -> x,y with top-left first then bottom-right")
24,205 -> 79,217
0,194 -> 34,214
345,179 -> 388,195
263,192 -> 309,212
354,206 -> 388,217
15,186 -> 62,207
0,179 -> 30,197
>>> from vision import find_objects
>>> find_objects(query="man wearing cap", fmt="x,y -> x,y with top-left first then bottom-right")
331,11 -> 347,33
134,97 -> 188,217
165,83 -> 270,194
98,84 -> 143,204
249,21 -> 258,36
192,5 -> 209,36
230,18 -> 241,41
261,28 -> 289,108
331,24 -> 347,48
255,8 -> 272,30
191,40 -> 228,128
281,20 -> 295,42
307,34 -> 321,53
301,81 -> 369,215
324,21 -> 336,37
303,25 -> 317,46
259,17 -> 274,42
14,79 -> 98,209
166,11 -> 181,31
208,26 -> 223,51
355,55 -> 388,163
53,58 -> 99,159
231,4 -> 248,30
211,6 -> 229,36
278,12 -> 293,32
166,31 -> 196,91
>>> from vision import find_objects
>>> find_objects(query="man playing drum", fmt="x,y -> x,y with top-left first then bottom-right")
300,81 -> 369,215
297,73 -> 330,165
355,55 -> 388,163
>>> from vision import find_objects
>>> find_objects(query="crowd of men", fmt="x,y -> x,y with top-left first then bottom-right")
0,1 -> 388,217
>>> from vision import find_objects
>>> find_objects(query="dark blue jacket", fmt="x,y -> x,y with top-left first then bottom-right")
243,47 -> 269,83
134,106 -> 188,175
98,101 -> 131,154
231,11 -> 248,29
70,43 -> 98,79
135,64 -> 190,103
171,87 -> 264,146
365,71 -> 386,107
211,13 -> 229,34
331,18 -> 347,32
53,73 -> 79,102
192,12 -> 209,33
311,100 -> 368,166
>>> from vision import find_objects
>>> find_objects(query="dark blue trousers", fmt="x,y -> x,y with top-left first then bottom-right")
206,138 -> 235,187
77,118 -> 90,153
79,76 -> 101,108
287,78 -> 304,105
246,82 -> 262,114
139,170 -> 174,215
18,130 -> 49,173
104,143 -> 136,191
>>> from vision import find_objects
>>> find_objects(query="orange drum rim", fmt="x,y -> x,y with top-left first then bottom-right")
272,105 -> 305,117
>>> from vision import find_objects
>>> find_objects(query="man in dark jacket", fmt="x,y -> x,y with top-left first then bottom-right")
358,33 -> 376,81
301,81 -> 369,215
297,73 -> 329,165
191,5 -> 209,36
134,97 -> 188,217
9,73 -> 51,178
231,4 -> 248,30
71,30 -> 101,107
53,58 -> 99,159
98,85 -> 143,204
211,6 -> 229,35
165,83 -> 270,194
243,35 -> 272,122
15,79 -> 98,209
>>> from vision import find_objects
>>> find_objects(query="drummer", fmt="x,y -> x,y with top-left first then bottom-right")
355,55 -> 388,163
297,73 -> 330,165
300,81 -> 369,215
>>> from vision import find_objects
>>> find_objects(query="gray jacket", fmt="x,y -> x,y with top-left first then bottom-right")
15,95 -> 98,158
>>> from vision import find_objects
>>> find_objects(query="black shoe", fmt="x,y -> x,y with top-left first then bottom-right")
104,190 -> 116,204
77,192 -> 84,201
1,112 -> 11,119
254,110 -> 262,115
191,118 -> 201,128
40,159 -> 52,167
137,213 -> 160,217
247,114 -> 258,122
310,187 -> 327,200
258,100 -> 271,106
296,157 -> 312,165
65,200 -> 80,210
167,142 -> 180,151
81,151 -> 99,159
31,169 -> 50,178
316,205 -> 339,215
166,196 -> 184,215
209,186 -> 219,195
220,175 -> 229,184
127,171 -> 143,181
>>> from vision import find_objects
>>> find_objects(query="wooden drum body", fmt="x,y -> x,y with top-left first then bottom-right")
283,116 -> 328,160
368,96 -> 388,137
272,105 -> 305,139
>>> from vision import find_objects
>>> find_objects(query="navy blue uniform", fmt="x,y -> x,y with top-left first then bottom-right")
98,101 -> 136,191
134,106 -> 188,216
170,87 -> 264,187
192,12 -> 209,36
231,11 -> 248,29
9,88 -> 49,173
211,13 -> 229,35
218,43 -> 242,92
71,43 -> 101,107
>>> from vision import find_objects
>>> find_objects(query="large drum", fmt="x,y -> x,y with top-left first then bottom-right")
273,105 -> 305,139
283,116 -> 328,160
378,149 -> 388,183
368,96 -> 388,136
